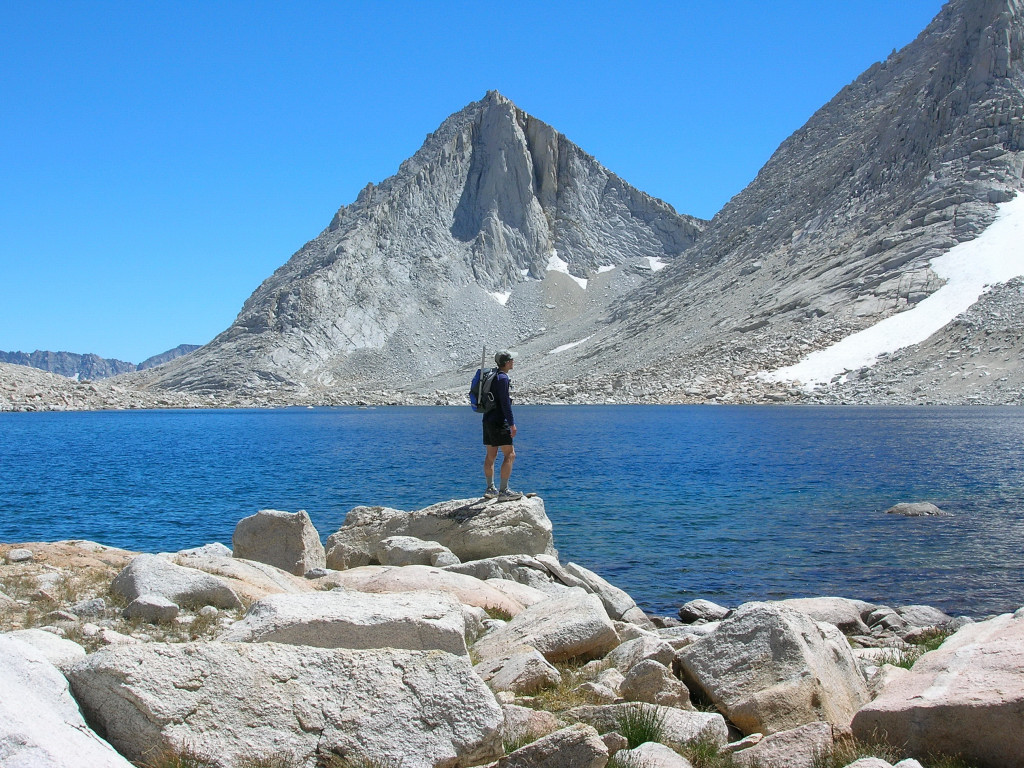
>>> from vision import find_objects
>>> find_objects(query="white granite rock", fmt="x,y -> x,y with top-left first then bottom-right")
110,553 -> 242,610
495,723 -> 607,768
485,577 -> 552,607
731,722 -> 834,768
564,703 -> 728,748
0,635 -> 134,767
474,646 -> 561,693
172,550 -> 315,601
619,659 -> 691,708
67,641 -> 504,768
773,596 -> 873,635
220,589 -> 469,655
6,547 -> 34,563
447,554 -> 568,595
326,496 -> 556,565
501,703 -> 564,745
560,559 -> 653,627
376,535 -> 460,566
678,598 -> 730,623
472,588 -> 619,663
606,635 -> 676,673
318,564 -> 526,616
175,542 -> 232,557
676,602 -> 870,735
122,593 -> 180,623
232,509 -> 326,576
616,741 -> 694,767
1,628 -> 86,670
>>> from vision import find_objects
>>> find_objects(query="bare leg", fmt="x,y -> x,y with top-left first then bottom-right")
484,445 -> 499,487
498,444 -> 516,489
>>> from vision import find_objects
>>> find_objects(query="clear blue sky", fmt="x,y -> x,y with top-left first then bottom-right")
1,1 -> 945,363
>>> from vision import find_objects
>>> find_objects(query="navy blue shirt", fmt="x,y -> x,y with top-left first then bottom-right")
483,370 -> 514,427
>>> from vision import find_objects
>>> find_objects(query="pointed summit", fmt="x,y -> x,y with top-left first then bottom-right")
139,92 -> 704,395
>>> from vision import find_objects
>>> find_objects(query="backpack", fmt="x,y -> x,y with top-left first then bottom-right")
469,367 -> 498,413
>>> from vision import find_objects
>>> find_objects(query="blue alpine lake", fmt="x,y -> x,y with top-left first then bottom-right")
1,405 -> 1022,618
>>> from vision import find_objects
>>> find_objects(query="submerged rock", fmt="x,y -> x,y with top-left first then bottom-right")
884,502 -> 948,517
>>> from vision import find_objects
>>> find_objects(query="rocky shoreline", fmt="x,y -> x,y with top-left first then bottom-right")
2,496 -> 1022,768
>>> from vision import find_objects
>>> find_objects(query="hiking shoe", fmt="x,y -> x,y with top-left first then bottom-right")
483,485 -> 498,499
497,488 -> 524,501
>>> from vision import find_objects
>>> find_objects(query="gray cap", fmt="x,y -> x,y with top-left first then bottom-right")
494,350 -> 514,366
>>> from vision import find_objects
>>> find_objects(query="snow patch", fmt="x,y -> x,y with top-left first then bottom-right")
597,264 -> 616,274
548,336 -> 592,355
763,194 -> 1024,388
488,290 -> 512,306
547,251 -> 588,290
646,257 -> 668,273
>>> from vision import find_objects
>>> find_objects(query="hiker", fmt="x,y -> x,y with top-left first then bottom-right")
483,350 -> 522,501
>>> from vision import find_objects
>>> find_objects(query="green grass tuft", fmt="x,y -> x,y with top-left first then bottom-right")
617,703 -> 666,749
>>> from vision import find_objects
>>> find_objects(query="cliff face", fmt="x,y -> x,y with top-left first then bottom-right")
138,91 -> 704,396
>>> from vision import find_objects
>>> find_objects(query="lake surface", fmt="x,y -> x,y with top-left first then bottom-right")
1,405 -> 1022,618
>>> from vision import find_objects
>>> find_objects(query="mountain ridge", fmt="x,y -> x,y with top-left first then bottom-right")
0,345 -> 200,381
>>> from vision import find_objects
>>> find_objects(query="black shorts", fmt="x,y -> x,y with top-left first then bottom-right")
483,419 -> 513,447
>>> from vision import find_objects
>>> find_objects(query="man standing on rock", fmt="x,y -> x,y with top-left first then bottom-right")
483,350 -> 523,501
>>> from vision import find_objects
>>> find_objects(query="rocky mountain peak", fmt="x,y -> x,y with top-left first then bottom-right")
137,92 -> 705,395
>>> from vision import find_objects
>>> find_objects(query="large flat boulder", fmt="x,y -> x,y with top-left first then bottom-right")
316,564 -> 526,616
559,559 -> 653,627
485,578 -> 552,608
67,641 -> 504,768
851,609 -> 1024,768
446,554 -> 570,595
172,550 -> 315,602
472,589 -> 619,663
326,497 -> 556,566
110,553 -> 242,610
232,509 -> 326,576
220,589 -> 469,655
0,635 -> 133,768
676,602 -> 870,735
773,597 -> 873,635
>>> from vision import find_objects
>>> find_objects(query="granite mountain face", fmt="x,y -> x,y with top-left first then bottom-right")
579,0 -> 1024,403
138,0 -> 1024,405
136,91 -> 704,398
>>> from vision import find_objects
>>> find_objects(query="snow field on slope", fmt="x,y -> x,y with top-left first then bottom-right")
763,194 -> 1024,388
